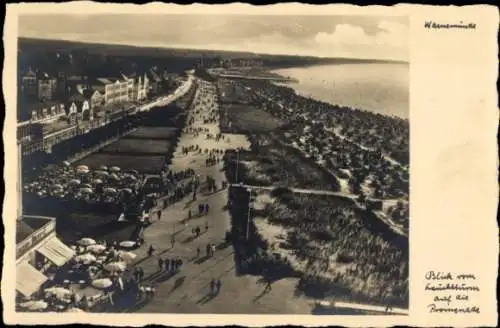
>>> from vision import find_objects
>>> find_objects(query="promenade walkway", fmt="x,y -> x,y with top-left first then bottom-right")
121,79 -> 312,314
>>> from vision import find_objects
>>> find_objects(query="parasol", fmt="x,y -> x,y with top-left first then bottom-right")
109,166 -> 121,172
76,165 -> 89,171
77,238 -> 96,246
19,300 -> 48,311
62,161 -> 71,167
99,165 -> 108,171
119,240 -> 136,248
44,287 -> 72,299
104,261 -> 127,272
91,278 -> 113,289
79,187 -> 93,194
103,187 -> 117,194
86,244 -> 106,254
74,253 -> 97,264
109,173 -> 120,181
69,179 -> 81,185
118,251 -> 137,263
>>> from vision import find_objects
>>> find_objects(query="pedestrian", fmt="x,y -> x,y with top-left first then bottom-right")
205,203 -> 210,214
171,236 -> 175,248
196,247 -> 201,258
210,278 -> 216,294
148,245 -> 155,257
158,257 -> 164,271
139,267 -> 145,281
179,258 -> 183,269
157,210 -> 162,220
206,244 -> 210,257
265,279 -> 272,292
211,244 -> 216,257
205,221 -> 209,232
215,279 -> 221,294
188,209 -> 192,219
165,258 -> 170,272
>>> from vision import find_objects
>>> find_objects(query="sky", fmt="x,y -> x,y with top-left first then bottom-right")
19,14 -> 409,61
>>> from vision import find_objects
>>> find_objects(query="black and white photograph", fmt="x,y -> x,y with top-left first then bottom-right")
9,8 -> 412,316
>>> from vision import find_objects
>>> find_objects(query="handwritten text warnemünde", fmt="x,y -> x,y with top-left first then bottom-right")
424,21 -> 476,29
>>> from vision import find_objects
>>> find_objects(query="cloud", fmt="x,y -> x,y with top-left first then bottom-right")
312,20 -> 408,60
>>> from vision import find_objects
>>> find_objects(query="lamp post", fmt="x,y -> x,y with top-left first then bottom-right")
245,187 -> 253,241
235,149 -> 240,183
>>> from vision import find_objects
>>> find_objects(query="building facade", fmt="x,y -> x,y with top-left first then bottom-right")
21,68 -> 38,98
37,74 -> 57,101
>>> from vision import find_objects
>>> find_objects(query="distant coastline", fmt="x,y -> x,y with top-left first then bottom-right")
270,62 -> 409,120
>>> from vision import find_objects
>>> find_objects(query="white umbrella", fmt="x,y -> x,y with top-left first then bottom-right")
93,179 -> 103,185
77,165 -> 89,171
86,244 -> 106,254
74,253 -> 97,264
66,307 -> 85,313
44,287 -> 72,299
77,238 -> 96,246
62,161 -> 71,167
69,179 -> 81,185
80,187 -> 93,194
76,168 -> 90,174
121,188 -> 133,194
119,241 -> 136,248
104,261 -> 126,272
110,166 -> 121,172
103,187 -> 117,194
80,183 -> 92,189
99,165 -> 108,171
51,184 -> 63,190
109,173 -> 120,181
91,278 -> 113,289
95,170 -> 109,177
118,251 -> 137,262
20,300 -> 48,311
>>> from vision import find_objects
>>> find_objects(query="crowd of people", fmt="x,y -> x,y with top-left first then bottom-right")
245,80 -> 409,166
23,163 -> 143,205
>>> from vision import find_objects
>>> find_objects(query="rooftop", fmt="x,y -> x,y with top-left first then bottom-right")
16,215 -> 55,244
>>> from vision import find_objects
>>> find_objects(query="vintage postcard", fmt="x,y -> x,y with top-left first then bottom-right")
2,2 -> 498,327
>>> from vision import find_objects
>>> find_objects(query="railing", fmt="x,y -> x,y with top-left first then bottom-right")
16,216 -> 56,259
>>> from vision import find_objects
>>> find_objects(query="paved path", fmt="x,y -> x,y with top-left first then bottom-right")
126,78 -> 312,314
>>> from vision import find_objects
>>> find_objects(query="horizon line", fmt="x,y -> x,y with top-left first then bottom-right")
18,36 -> 410,64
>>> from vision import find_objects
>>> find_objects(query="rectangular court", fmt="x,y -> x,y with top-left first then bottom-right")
100,138 -> 173,155
125,126 -> 179,140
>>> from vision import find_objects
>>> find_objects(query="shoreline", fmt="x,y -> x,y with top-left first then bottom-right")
267,66 -> 409,121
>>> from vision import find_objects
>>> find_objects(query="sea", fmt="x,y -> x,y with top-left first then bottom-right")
272,63 -> 409,120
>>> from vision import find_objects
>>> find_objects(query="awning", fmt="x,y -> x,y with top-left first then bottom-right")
37,237 -> 75,267
16,262 -> 48,298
